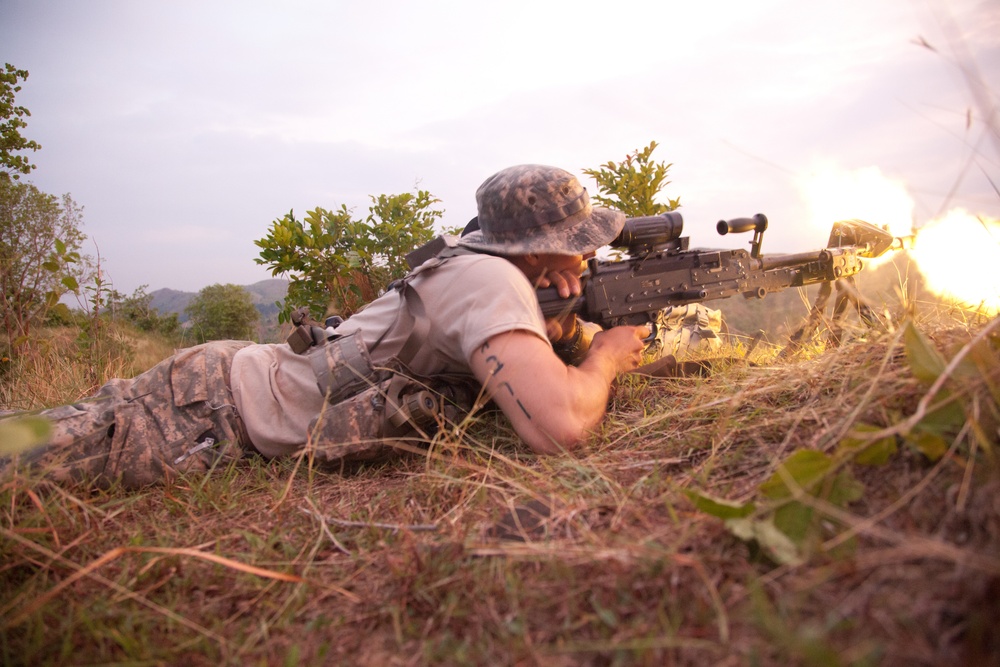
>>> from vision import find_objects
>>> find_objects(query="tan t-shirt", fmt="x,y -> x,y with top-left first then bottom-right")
230,253 -> 549,457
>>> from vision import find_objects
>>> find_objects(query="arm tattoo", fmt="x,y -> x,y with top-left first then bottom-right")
478,341 -> 532,420
498,382 -> 532,420
485,355 -> 504,375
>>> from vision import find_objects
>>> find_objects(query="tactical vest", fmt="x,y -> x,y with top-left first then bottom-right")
286,236 -> 478,466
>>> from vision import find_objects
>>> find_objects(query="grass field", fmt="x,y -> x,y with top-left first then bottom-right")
1,304 -> 998,666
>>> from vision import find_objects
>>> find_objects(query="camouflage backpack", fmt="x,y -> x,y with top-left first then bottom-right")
649,304 -> 726,359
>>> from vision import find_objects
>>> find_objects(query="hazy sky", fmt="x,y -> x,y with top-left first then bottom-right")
3,0 -> 998,294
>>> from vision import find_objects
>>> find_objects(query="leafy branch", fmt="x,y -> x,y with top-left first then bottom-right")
582,141 -> 680,217
688,318 -> 1000,565
254,189 -> 442,323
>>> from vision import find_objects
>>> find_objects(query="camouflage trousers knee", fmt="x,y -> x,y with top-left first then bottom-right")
8,340 -> 255,489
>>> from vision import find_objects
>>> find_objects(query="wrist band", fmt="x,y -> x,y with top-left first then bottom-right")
553,316 -> 585,360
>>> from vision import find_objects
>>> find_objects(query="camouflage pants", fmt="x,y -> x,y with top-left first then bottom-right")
9,340 -> 254,489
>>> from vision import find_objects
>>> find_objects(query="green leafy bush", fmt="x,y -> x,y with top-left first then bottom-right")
185,283 -> 260,343
255,190 -> 442,323
582,140 -> 680,217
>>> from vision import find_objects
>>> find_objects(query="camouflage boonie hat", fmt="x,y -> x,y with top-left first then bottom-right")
458,164 -> 625,256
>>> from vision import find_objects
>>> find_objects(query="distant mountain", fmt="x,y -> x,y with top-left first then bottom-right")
148,288 -> 194,320
149,279 -> 288,323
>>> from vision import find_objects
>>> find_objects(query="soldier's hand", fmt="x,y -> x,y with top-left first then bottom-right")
535,267 -> 583,299
590,325 -> 649,373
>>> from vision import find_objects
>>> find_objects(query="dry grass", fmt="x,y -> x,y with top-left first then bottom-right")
0,323 -> 178,412
1,307 -> 998,666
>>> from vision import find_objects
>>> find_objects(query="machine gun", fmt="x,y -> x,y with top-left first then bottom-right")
537,212 -> 912,337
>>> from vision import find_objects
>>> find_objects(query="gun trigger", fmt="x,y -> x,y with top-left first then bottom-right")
643,322 -> 658,346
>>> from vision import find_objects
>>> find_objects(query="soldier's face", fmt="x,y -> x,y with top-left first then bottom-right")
508,250 -> 597,288
534,251 -> 595,277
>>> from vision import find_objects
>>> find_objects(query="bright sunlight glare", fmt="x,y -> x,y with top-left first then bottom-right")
799,166 -> 915,266
911,209 -> 1000,314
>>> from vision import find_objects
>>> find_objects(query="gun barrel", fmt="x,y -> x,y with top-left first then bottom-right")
760,250 -> 829,271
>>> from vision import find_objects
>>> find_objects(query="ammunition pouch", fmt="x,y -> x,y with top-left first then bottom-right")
305,373 -> 476,466
307,331 -> 385,405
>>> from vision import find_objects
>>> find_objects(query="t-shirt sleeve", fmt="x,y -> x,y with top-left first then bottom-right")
414,255 -> 550,365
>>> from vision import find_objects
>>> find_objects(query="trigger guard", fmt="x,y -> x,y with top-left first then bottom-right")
643,322 -> 658,346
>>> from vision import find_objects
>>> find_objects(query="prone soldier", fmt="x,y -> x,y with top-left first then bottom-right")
3,164 -> 650,488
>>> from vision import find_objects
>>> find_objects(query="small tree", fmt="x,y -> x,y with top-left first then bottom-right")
110,285 -> 181,338
1,64 -> 41,181
582,141 -> 680,217
185,283 -> 260,343
255,188 -> 442,322
0,180 -> 87,343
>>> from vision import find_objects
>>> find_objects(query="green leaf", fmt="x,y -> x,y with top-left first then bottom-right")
828,470 -> 865,506
918,394 -> 967,436
904,429 -> 949,461
904,320 -> 946,383
61,275 -> 79,291
0,416 -> 51,455
726,517 -> 804,566
684,489 -> 755,519
54,238 -> 66,254
759,449 -> 832,500
772,501 -> 814,544
837,423 -> 898,466
771,471 -> 864,544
